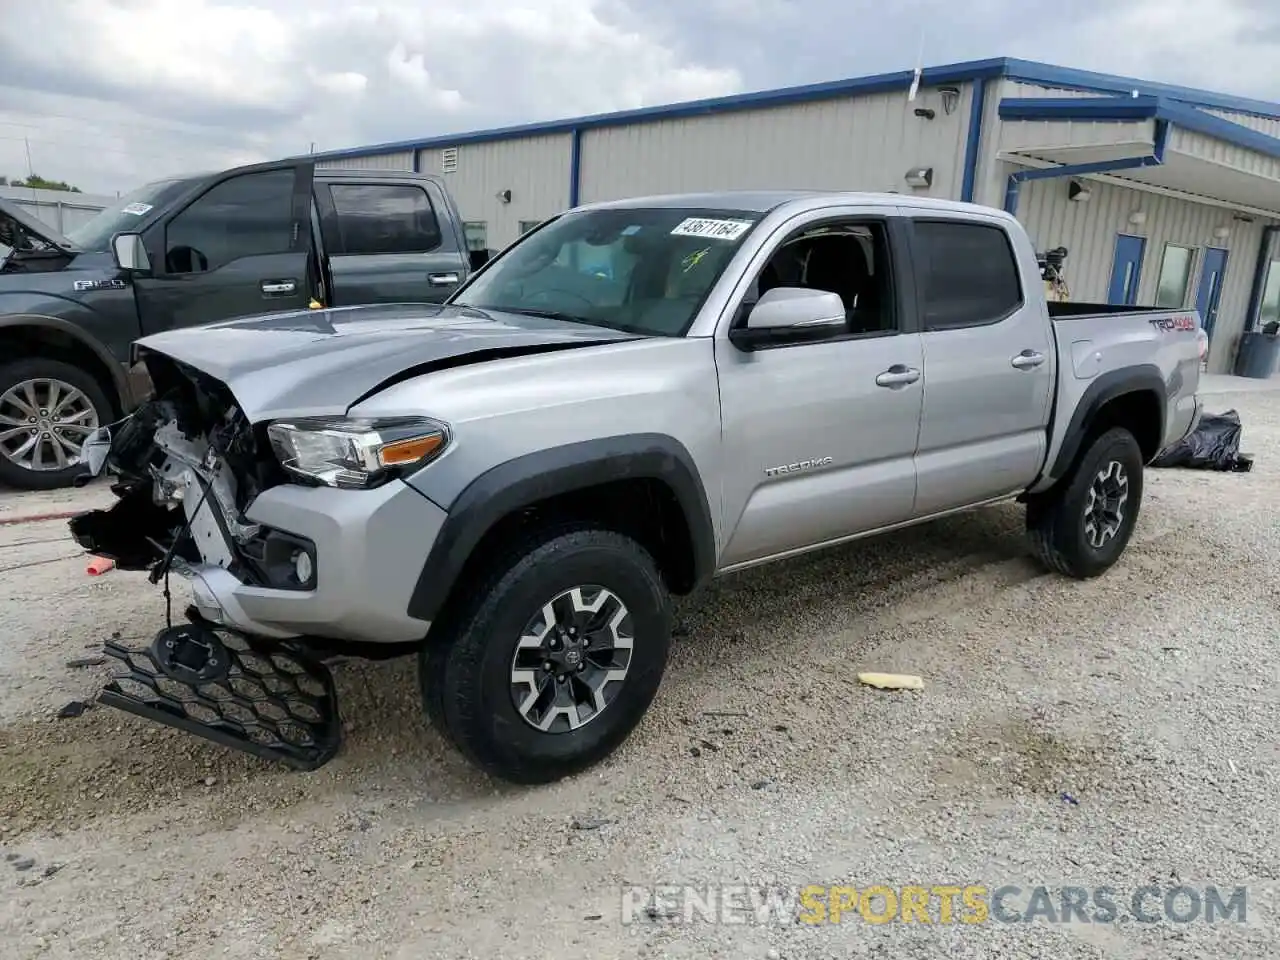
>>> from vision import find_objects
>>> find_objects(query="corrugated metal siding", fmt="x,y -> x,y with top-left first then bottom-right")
1201,108 -> 1280,138
973,82 -> 1109,209
1168,127 -> 1280,181
578,84 -> 977,204
0,186 -> 111,233
1015,174 -> 1275,372
997,118 -> 1154,154
1001,81 -> 1110,101
418,134 -> 572,250
314,151 -> 414,171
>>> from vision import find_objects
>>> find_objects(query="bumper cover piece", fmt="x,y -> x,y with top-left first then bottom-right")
99,619 -> 342,770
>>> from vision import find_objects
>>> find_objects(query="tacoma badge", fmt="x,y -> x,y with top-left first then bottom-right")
764,456 -> 834,478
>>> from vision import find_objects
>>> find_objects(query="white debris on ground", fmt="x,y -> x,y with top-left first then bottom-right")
0,385 -> 1278,959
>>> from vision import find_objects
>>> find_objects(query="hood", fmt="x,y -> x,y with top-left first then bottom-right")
136,301 -> 646,422
0,196 -> 78,252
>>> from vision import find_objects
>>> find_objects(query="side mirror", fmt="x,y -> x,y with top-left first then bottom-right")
729,287 -> 846,350
111,232 -> 150,272
0,241 -> 12,272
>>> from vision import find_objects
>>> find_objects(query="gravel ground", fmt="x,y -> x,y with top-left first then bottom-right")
0,382 -> 1277,959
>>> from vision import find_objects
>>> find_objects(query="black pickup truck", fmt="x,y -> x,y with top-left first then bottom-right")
0,159 -> 474,490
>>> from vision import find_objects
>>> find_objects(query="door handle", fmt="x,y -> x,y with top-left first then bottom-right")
1011,350 -> 1046,369
875,365 -> 921,387
428,273 -> 460,286
260,279 -> 297,296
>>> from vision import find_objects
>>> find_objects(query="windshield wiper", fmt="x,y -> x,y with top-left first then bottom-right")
489,306 -> 597,324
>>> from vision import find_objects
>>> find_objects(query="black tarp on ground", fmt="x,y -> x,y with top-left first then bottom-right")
1151,409 -> 1253,472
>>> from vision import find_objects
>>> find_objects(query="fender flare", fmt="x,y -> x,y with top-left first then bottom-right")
1048,364 -> 1167,479
406,433 -> 716,623
0,312 -> 129,404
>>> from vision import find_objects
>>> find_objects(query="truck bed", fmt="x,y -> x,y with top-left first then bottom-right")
1047,302 -> 1190,321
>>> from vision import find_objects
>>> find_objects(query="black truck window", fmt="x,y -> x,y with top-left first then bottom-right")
913,219 -> 1025,330
163,169 -> 296,274
328,183 -> 442,255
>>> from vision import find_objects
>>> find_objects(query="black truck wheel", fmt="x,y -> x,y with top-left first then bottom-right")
0,358 -> 112,490
1027,426 -> 1145,579
421,528 -> 672,784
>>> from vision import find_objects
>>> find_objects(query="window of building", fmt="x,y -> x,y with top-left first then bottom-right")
328,183 -> 441,255
912,220 -> 1023,329
1154,244 -> 1195,308
519,220 -> 543,235
164,169 -> 296,273
1260,260 -> 1280,329
463,221 -> 488,252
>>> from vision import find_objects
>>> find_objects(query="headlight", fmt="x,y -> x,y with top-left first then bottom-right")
265,416 -> 449,488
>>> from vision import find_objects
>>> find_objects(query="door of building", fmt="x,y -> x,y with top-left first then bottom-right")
1108,234 -> 1146,305
1197,247 -> 1229,340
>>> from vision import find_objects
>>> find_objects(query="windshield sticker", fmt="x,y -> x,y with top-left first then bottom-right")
670,217 -> 753,241
121,202 -> 153,216
681,247 -> 711,273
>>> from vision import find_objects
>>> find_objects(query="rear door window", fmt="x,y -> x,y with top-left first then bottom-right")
327,183 -> 442,255
912,220 -> 1024,329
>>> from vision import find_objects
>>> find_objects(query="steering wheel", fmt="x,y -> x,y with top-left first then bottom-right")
524,288 -> 595,310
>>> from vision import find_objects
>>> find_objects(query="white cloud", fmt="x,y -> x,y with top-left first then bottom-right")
0,0 -> 1275,196
0,0 -> 742,193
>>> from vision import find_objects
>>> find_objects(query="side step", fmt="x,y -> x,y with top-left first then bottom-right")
99,620 -> 342,771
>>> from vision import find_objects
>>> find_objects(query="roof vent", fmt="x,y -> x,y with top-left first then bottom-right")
441,147 -> 459,173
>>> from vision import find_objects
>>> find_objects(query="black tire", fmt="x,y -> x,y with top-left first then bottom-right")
420,528 -> 672,784
0,358 -> 114,491
1027,426 -> 1144,579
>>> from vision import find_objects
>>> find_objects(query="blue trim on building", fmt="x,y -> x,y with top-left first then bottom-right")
568,129 -> 582,208
999,59 -> 1280,121
1245,225 -> 1280,333
960,78 -> 987,203
305,59 -> 1007,162
1002,119 -> 1171,214
998,96 -> 1280,159
302,56 -> 1280,164
998,95 -> 1163,121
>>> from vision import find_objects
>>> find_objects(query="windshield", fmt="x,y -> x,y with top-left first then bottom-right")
65,178 -> 194,252
452,206 -> 765,336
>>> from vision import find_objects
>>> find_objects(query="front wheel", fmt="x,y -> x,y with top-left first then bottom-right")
0,358 -> 112,490
421,528 -> 672,784
1027,426 -> 1145,579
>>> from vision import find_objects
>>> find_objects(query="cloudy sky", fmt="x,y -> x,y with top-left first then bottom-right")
1,0 -> 1278,196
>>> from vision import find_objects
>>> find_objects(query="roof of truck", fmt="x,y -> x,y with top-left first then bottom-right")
580,190 -> 1011,219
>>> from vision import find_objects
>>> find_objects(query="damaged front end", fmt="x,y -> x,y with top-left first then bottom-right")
69,353 -> 342,770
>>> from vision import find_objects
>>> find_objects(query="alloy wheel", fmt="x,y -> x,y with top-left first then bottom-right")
509,585 -> 634,733
1083,459 -> 1129,549
0,378 -> 100,472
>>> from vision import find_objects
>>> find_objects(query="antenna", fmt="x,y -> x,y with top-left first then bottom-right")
23,137 -> 37,200
907,31 -> 925,102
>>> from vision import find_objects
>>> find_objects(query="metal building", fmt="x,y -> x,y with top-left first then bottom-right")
307,57 -> 1280,374
0,186 -> 111,234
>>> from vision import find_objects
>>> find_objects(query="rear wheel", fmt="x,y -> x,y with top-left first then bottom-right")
420,528 -> 671,784
1027,426 -> 1144,579
0,358 -> 111,490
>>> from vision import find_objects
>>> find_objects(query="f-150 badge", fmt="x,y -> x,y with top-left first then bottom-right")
73,278 -> 128,292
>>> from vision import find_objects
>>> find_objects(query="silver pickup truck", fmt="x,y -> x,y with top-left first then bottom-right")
70,191 -> 1204,783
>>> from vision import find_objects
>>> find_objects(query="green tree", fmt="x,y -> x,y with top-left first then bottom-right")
9,173 -> 81,193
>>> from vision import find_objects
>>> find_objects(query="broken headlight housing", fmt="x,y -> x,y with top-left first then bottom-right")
265,416 -> 449,489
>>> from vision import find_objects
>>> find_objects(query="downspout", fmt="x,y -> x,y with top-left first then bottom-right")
1003,119 -> 1170,215
1244,224 -> 1280,332
959,78 -> 987,203
568,128 -> 583,208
